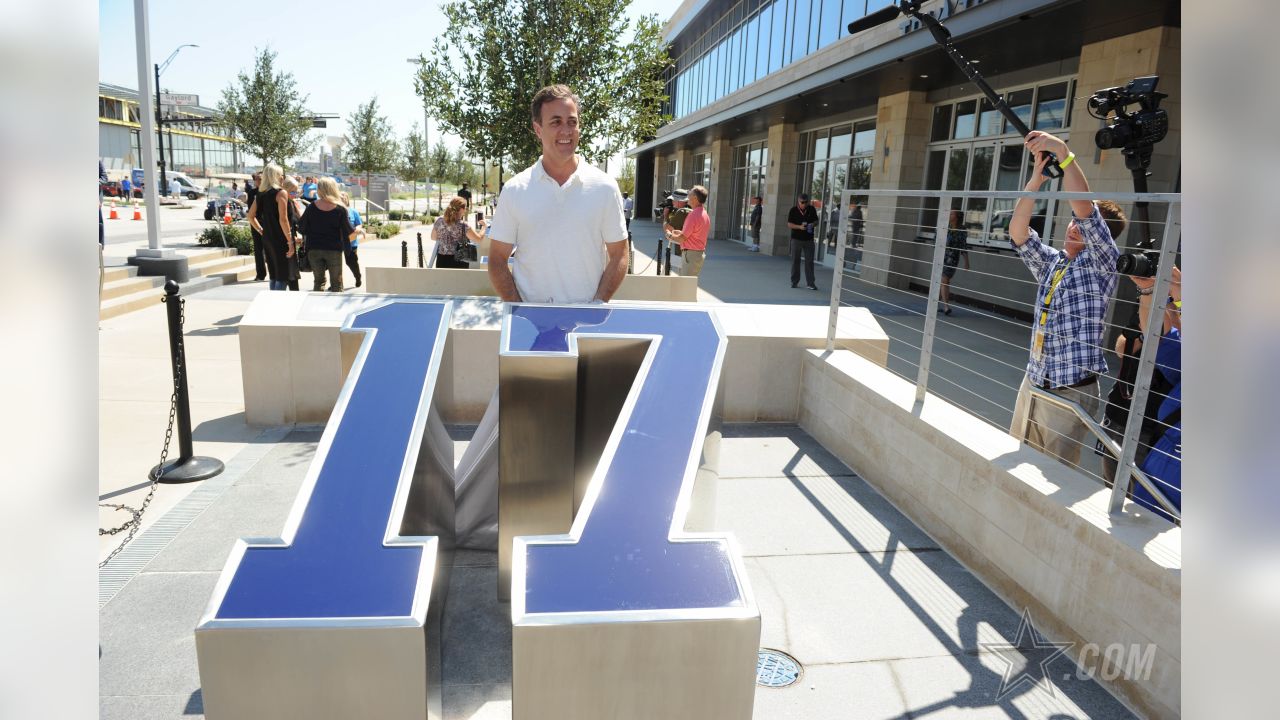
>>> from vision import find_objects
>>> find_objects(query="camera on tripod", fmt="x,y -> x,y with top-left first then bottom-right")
1087,75 -> 1168,151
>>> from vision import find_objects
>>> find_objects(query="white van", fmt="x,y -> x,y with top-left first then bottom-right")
167,172 -> 207,199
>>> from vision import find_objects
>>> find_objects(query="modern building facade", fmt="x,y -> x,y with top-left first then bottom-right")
99,82 -> 244,178
630,0 -> 1180,309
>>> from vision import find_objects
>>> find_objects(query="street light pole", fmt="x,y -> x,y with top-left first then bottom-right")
155,43 -> 198,198
132,0 -> 161,252
406,58 -> 429,207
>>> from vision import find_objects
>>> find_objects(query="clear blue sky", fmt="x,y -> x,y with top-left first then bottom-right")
99,0 -> 673,169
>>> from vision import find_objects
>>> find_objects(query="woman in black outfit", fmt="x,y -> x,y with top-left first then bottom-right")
298,177 -> 353,292
246,163 -> 294,291
281,177 -> 306,290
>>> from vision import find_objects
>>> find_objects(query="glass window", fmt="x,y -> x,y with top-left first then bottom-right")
1004,88 -> 1033,133
842,0 -> 866,40
921,149 -> 947,234
769,0 -> 787,74
744,15 -> 759,85
853,120 -> 876,156
953,100 -> 976,139
994,144 -> 1024,190
729,28 -> 742,94
790,0 -> 808,64
977,98 -> 1001,136
828,125 -> 852,158
812,130 -> 829,161
808,1 -> 823,54
1035,82 -> 1068,130
968,146 -> 994,191
931,104 -> 953,142
820,0 -> 842,49
945,148 -> 969,191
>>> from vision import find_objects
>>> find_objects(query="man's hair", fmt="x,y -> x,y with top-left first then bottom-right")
531,84 -> 581,124
689,185 -> 708,204
1095,200 -> 1128,241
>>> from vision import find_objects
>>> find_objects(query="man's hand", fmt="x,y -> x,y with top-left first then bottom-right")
1025,153 -> 1051,191
1024,131 -> 1068,163
1130,265 -> 1181,300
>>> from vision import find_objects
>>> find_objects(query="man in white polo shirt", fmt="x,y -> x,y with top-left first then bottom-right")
487,84 -> 629,304
455,85 -> 629,550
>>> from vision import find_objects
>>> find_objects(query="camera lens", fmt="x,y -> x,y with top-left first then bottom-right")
1116,251 -> 1158,277
1095,123 -> 1132,150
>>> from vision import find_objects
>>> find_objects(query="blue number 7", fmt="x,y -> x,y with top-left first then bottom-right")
503,304 -> 760,719
195,299 -> 454,720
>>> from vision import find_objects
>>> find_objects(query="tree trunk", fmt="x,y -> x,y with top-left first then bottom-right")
412,181 -> 417,216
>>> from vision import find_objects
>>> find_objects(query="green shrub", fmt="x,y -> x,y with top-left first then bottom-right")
196,225 -> 252,255
418,213 -> 437,225
388,210 -> 415,221
374,222 -> 402,239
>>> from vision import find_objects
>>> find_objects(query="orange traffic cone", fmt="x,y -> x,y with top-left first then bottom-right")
132,201 -> 143,221
108,200 -> 119,220
223,203 -> 233,225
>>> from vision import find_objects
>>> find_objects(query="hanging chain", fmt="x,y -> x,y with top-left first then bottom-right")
99,294 -> 185,568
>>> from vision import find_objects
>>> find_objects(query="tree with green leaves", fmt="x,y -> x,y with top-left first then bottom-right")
412,0 -> 670,174
400,124 -> 429,215
616,158 -> 636,196
344,97 -> 399,215
218,48 -> 317,167
425,141 -> 452,210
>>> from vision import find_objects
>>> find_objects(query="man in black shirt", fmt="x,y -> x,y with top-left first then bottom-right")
458,182 -> 473,210
787,194 -> 819,290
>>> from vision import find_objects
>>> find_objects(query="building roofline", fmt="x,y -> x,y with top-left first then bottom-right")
662,0 -> 711,42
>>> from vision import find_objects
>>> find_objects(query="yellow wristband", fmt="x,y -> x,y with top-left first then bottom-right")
1172,299 -> 1182,309
1058,151 -> 1076,170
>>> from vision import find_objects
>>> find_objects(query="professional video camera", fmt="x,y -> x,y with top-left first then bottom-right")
1088,76 -> 1169,277
654,190 -> 674,219
1088,76 -> 1168,152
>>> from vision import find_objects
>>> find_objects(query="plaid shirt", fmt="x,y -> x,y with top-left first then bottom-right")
1014,203 -> 1119,388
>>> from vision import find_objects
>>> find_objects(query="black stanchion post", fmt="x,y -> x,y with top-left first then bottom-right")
656,238 -> 664,275
152,281 -> 224,484
664,246 -> 672,276
401,240 -> 409,267
417,232 -> 425,268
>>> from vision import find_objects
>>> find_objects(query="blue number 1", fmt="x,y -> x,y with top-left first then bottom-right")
503,304 -> 760,720
195,299 -> 454,720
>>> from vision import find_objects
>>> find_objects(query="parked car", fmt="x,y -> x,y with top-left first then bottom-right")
100,179 -> 123,198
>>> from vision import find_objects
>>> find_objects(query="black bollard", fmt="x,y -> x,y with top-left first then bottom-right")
151,281 -> 224,484
627,235 -> 634,275
417,232 -> 425,268
656,238 -> 664,275
664,246 -> 672,276
401,240 -> 409,267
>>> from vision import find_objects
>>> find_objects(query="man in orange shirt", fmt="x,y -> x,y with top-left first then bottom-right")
668,184 -> 709,277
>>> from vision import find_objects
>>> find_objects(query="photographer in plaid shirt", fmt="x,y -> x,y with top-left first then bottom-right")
1008,130 -> 1126,469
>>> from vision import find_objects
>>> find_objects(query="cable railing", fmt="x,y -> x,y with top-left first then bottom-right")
826,188 -> 1182,522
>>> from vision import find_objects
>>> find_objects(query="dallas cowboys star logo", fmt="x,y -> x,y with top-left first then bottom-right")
982,607 -> 1075,700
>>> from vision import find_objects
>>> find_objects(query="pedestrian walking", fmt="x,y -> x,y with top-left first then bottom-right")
246,163 -> 296,291
623,192 -> 634,233
787,193 -> 819,290
340,191 -> 365,287
939,209 -> 970,315
748,196 -> 762,252
298,177 -> 354,292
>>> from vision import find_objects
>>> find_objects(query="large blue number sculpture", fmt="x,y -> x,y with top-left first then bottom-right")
195,299 -> 455,720
502,305 -> 760,720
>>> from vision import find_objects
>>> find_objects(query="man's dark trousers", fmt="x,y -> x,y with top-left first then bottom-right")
791,237 -> 816,287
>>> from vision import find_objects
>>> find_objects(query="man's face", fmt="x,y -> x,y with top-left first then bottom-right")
798,198 -> 809,210
532,97 -> 580,162
751,198 -> 759,206
1065,220 -> 1084,256
673,199 -> 687,208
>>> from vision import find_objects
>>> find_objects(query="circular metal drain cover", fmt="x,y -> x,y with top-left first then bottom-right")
756,648 -> 802,688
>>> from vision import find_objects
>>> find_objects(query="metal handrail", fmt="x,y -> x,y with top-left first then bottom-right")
829,187 -> 1182,522
1025,386 -> 1180,520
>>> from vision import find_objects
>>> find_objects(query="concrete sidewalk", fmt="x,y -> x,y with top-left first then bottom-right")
99,214 -> 1135,719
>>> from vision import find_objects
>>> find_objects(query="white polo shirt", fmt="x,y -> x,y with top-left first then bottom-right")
489,156 -> 627,304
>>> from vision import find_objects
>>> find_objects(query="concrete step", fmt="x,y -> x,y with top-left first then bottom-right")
102,274 -> 164,301
99,251 -> 258,321
103,265 -> 141,283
